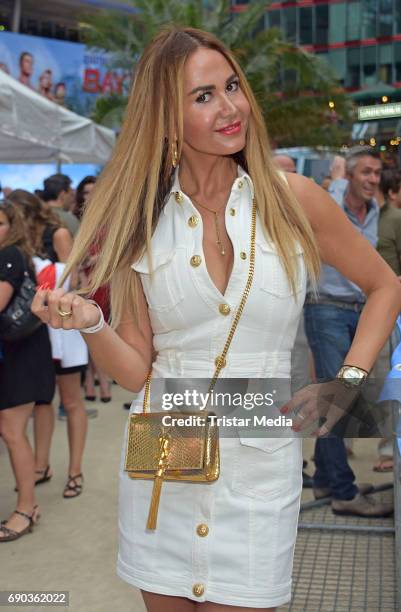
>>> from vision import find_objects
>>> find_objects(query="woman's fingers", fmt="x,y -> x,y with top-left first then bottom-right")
290,399 -> 319,431
33,287 -> 76,329
283,380 -> 358,434
31,286 -> 51,324
33,288 -> 99,331
47,288 -> 68,328
60,295 -> 88,330
312,403 -> 348,437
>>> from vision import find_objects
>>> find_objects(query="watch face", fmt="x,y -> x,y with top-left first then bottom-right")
343,367 -> 364,380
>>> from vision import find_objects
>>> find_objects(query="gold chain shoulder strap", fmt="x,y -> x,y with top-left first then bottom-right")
143,198 -> 257,413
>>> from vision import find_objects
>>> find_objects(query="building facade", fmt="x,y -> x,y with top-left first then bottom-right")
233,0 -> 401,94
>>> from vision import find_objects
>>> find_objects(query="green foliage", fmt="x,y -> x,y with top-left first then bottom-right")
81,0 -> 352,147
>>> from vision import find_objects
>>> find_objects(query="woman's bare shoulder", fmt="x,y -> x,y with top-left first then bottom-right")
284,172 -> 337,231
285,172 -> 318,202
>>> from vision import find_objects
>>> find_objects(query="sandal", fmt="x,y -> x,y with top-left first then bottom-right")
35,465 -> 53,486
63,473 -> 84,499
14,466 -> 53,492
373,456 -> 393,473
0,506 -> 40,542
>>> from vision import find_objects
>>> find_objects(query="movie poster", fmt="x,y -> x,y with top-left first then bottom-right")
0,31 -> 130,116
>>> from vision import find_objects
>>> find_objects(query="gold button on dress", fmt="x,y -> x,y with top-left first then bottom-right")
219,303 -> 231,316
196,524 -> 209,537
190,255 -> 202,267
188,215 -> 199,228
192,584 -> 205,597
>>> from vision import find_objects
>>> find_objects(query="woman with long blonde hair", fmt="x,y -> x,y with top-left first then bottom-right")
33,27 -> 401,611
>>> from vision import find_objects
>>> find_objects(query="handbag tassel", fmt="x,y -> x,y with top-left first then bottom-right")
146,436 -> 170,530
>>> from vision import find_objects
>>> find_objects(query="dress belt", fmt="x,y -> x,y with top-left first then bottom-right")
305,295 -> 365,313
154,350 -> 291,376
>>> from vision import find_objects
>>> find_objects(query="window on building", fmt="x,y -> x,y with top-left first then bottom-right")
362,0 -> 377,38
21,18 -> 38,36
40,21 -> 53,38
395,43 -> 401,81
347,0 -> 362,40
55,23 -> 67,40
315,5 -> 329,45
362,45 -> 377,86
346,47 -> 361,88
283,7 -> 296,42
378,0 -> 394,37
378,44 -> 393,83
328,3 -> 347,44
267,9 -> 281,30
328,49 -> 347,85
299,7 -> 313,45
396,2 -> 401,35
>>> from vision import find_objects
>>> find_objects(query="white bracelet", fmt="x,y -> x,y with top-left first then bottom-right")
80,299 -> 106,334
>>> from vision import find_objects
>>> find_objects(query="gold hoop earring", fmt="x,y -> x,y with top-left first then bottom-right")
172,142 -> 178,168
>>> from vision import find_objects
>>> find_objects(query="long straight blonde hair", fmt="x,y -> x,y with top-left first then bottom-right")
62,26 -> 320,327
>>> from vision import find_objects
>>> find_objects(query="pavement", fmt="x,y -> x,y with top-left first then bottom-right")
0,385 -> 395,612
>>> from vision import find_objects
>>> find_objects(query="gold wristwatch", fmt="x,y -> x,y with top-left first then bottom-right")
336,365 -> 369,388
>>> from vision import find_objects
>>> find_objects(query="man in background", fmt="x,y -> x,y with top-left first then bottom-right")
43,174 -> 79,237
304,146 -> 393,517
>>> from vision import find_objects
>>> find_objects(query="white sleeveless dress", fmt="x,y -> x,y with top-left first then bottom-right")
117,167 -> 306,608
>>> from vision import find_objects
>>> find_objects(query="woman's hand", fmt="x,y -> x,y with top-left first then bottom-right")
282,379 -> 361,437
31,287 -> 101,330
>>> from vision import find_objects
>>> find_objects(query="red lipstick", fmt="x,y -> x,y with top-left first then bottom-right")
217,121 -> 241,135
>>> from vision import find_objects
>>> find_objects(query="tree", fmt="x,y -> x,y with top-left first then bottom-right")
81,0 -> 352,147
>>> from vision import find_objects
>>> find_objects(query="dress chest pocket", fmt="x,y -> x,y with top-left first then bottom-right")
257,241 -> 305,299
131,249 -> 185,313
232,437 -> 298,501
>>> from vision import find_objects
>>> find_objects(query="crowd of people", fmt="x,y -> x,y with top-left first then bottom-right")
0,172 -> 113,541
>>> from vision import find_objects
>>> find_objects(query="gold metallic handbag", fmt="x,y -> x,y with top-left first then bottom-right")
124,199 -> 256,529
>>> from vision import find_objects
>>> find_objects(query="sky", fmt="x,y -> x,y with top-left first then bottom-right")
0,163 -> 101,193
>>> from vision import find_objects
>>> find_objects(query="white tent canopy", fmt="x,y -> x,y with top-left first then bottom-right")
0,69 -> 116,164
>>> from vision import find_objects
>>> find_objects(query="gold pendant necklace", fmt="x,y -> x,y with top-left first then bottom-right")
192,198 -> 226,256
